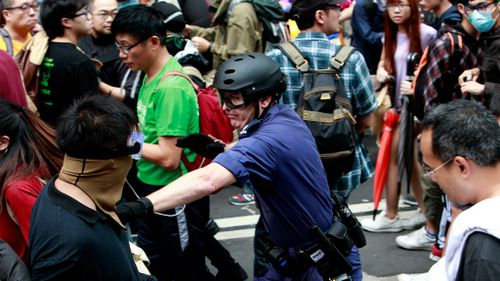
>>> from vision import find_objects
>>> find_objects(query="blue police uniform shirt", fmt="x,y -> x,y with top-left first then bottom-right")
214,104 -> 333,248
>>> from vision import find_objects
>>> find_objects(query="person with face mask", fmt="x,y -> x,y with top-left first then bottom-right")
28,94 -> 156,281
458,0 -> 500,106
413,0 -> 489,112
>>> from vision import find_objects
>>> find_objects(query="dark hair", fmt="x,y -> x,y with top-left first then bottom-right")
290,0 -> 339,30
40,0 -> 87,39
0,98 -> 63,209
453,0 -> 469,6
422,100 -> 500,167
292,12 -> 316,30
383,0 -> 423,75
112,4 -> 167,46
57,94 -> 138,158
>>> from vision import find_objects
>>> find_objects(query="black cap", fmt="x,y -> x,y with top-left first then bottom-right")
291,0 -> 346,17
151,2 -> 186,33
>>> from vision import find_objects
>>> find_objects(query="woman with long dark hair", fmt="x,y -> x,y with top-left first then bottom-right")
0,98 -> 62,263
362,0 -> 436,234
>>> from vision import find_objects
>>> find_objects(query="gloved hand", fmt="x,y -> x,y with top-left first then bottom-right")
116,197 -> 154,224
176,133 -> 225,159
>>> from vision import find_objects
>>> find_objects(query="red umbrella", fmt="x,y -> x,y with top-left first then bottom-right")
372,109 -> 400,220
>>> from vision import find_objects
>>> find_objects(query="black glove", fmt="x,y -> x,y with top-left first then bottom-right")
116,197 -> 153,224
176,133 -> 225,159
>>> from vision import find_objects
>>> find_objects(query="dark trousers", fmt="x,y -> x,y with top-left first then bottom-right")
136,182 -> 213,281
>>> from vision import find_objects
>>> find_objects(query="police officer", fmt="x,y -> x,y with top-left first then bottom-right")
117,53 -> 361,280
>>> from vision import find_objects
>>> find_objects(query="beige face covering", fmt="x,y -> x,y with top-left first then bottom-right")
58,155 -> 133,228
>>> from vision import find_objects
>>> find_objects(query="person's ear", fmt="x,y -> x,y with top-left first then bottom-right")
259,96 -> 273,109
61,17 -> 73,29
456,3 -> 467,16
0,136 -> 10,152
315,9 -> 326,24
2,10 -> 10,22
149,36 -> 162,49
454,156 -> 470,176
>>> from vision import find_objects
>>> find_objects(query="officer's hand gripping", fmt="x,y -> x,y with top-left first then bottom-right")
176,133 -> 225,159
116,197 -> 154,224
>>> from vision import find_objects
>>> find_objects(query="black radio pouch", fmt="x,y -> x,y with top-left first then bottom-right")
264,247 -> 297,277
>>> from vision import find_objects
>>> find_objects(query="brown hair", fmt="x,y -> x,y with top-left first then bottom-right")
0,99 -> 62,209
383,0 -> 423,75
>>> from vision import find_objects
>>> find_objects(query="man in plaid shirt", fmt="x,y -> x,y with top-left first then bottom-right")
415,0 -> 483,117
264,1 -> 375,279
266,0 -> 377,201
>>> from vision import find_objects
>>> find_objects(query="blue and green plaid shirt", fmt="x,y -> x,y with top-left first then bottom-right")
266,32 -> 377,198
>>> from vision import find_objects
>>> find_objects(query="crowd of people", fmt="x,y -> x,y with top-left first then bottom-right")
0,0 -> 499,280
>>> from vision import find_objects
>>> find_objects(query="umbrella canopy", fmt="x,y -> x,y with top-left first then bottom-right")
372,109 -> 399,220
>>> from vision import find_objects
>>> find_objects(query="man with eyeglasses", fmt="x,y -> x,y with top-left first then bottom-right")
0,0 -> 38,56
412,0 -> 493,259
421,100 -> 500,280
111,5 -> 211,281
78,0 -> 141,111
37,0 -> 99,126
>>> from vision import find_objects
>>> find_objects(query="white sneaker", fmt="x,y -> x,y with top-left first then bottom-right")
361,211 -> 405,232
395,226 -> 435,250
400,212 -> 427,230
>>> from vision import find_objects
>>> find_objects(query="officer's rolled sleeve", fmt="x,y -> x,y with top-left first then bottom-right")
213,150 -> 250,186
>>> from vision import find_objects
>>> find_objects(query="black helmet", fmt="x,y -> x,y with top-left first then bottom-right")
213,53 -> 286,103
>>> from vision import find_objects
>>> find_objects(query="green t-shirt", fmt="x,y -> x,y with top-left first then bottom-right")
136,57 -> 199,186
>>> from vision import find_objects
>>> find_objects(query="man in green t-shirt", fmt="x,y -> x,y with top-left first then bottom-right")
112,5 -> 210,281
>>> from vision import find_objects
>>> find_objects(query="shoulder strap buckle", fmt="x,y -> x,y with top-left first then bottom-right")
330,46 -> 355,72
277,42 -> 310,72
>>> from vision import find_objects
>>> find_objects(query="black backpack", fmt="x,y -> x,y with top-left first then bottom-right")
277,42 -> 357,180
234,0 -> 289,50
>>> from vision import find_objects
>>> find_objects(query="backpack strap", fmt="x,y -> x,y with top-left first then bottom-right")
330,46 -> 355,72
160,71 -> 199,91
0,27 -> 14,56
446,32 -> 463,72
158,71 -> 204,172
446,32 -> 462,55
277,42 -> 310,72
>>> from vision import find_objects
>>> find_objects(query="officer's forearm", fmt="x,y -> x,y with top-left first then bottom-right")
147,163 -> 236,212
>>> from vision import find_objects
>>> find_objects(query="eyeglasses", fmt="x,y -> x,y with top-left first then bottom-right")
93,9 -> 119,19
387,3 -> 411,10
466,1 -> 497,11
71,8 -> 91,20
423,158 -> 453,178
221,95 -> 246,110
115,38 -> 148,55
4,2 -> 39,13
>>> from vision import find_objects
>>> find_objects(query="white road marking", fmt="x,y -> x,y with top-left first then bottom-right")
214,201 -> 421,241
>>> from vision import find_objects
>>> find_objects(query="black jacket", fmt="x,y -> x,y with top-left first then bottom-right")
480,27 -> 500,106
0,240 -> 31,281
